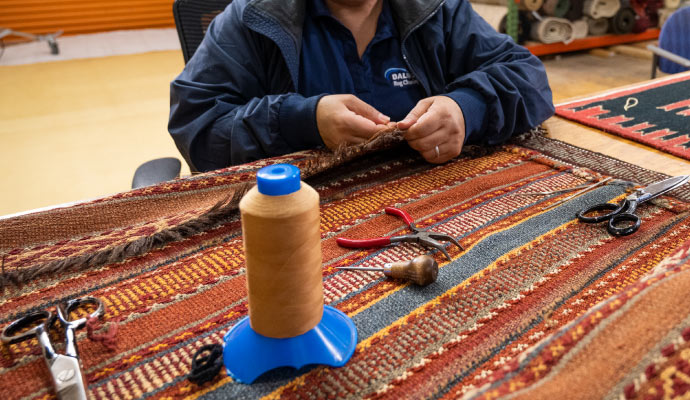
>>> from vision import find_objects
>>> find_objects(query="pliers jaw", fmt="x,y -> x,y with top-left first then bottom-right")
428,232 -> 463,252
390,232 -> 463,261
420,237 -> 453,261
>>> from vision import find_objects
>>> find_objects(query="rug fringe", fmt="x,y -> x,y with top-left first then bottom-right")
1,125 -> 544,289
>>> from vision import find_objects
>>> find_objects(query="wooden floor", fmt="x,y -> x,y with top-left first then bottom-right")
0,51 -> 186,216
543,51 -> 657,103
0,49 -> 659,216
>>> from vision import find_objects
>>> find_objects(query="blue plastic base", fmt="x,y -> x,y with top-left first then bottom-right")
222,305 -> 357,383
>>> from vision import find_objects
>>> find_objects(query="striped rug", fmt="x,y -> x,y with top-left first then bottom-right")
1,137 -> 689,399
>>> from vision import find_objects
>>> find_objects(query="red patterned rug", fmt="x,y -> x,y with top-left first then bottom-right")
556,72 -> 690,160
1,135 -> 690,399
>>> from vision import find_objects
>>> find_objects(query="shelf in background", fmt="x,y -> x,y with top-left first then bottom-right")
526,29 -> 660,56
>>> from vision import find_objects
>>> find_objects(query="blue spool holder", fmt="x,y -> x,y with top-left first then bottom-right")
223,164 -> 358,384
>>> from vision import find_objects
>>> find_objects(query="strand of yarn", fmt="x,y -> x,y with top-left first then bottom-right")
86,315 -> 119,351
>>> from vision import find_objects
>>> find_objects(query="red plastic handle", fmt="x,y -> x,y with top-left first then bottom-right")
336,236 -> 392,248
384,206 -> 415,227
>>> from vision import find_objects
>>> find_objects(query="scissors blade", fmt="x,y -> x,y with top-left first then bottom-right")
640,175 -> 689,199
49,354 -> 88,400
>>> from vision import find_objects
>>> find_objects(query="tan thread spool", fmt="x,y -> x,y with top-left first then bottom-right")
240,174 -> 323,338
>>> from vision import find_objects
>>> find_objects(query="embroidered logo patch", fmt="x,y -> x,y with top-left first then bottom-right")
384,68 -> 419,88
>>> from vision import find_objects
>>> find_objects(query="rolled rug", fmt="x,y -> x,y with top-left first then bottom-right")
520,0 -> 546,11
587,16 -> 611,34
499,10 -> 533,42
610,6 -> 636,33
572,18 -> 590,37
467,0 -> 510,5
530,17 -> 574,43
469,2 -> 533,43
565,0 -> 586,19
645,0 -> 662,25
632,13 -> 651,32
583,0 -> 621,18
542,0 -> 573,16
658,7 -> 674,25
629,0 -> 646,13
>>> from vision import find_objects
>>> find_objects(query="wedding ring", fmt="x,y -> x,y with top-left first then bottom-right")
434,145 -> 440,159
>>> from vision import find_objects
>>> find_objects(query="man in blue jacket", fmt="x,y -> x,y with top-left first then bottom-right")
169,0 -> 554,172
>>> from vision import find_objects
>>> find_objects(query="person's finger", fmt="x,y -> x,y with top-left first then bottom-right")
420,146 -> 440,162
374,123 -> 393,132
397,98 -> 433,130
344,96 -> 390,125
403,110 -> 444,141
420,142 -> 454,164
342,113 -> 384,140
405,129 -> 446,152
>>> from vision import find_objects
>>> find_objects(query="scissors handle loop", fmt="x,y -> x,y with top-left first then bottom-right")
608,213 -> 641,236
1,310 -> 59,363
577,201 -> 628,223
577,198 -> 641,236
57,296 -> 104,329
1,310 -> 54,344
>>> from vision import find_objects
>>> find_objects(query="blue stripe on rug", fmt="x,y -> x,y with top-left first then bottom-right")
202,185 -> 625,399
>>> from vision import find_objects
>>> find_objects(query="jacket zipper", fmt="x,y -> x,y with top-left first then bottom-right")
400,1 -> 446,97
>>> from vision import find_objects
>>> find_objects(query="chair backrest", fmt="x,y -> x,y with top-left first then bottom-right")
658,6 -> 690,74
173,0 -> 234,63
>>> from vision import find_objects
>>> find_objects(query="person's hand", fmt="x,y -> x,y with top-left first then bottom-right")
397,96 -> 465,164
316,94 -> 390,150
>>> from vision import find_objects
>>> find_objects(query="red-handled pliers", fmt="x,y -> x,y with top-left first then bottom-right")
336,207 -> 464,261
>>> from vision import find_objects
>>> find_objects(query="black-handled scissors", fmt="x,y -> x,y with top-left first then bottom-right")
1,297 -> 104,400
577,175 -> 689,236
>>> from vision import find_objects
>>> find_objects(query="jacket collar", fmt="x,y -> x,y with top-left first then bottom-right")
245,0 -> 307,47
246,0 -> 444,43
243,0 -> 444,88
388,0 -> 445,39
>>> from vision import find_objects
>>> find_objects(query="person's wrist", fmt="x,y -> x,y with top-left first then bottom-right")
442,89 -> 487,144
315,95 -> 337,149
280,94 -> 326,149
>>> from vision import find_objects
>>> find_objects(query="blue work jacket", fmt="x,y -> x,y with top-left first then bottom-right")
169,0 -> 555,172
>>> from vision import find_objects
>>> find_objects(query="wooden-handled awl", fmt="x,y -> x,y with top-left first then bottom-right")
336,255 -> 438,286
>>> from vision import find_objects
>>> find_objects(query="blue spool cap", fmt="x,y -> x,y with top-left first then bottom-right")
256,164 -> 301,196
223,305 -> 357,383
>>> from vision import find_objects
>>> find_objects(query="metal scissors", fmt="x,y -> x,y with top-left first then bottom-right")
577,175 -> 689,236
336,206 -> 463,260
1,297 -> 104,400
